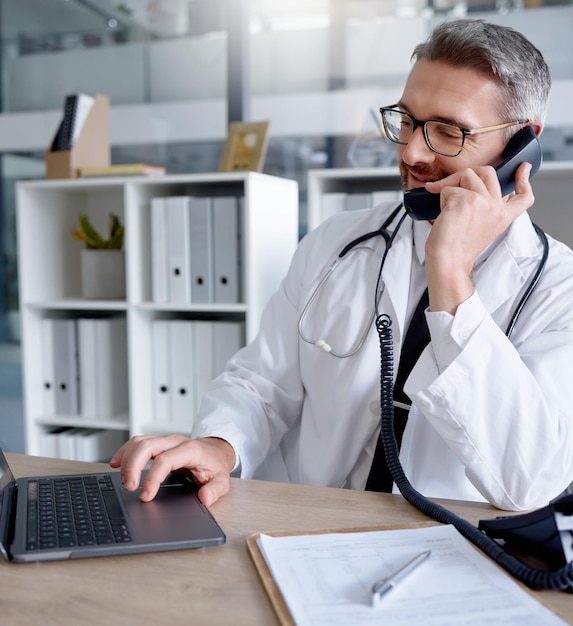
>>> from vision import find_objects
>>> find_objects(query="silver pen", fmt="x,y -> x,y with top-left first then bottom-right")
371,549 -> 431,607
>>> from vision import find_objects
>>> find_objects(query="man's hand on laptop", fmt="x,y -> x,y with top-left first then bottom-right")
110,434 -> 236,507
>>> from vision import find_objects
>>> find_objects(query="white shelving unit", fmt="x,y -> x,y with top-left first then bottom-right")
307,167 -> 401,231
17,172 -> 299,457
307,163 -> 573,249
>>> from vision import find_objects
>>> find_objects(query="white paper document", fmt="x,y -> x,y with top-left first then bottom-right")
256,524 -> 568,626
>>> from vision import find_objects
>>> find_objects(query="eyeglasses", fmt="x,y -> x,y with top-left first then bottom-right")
379,106 -> 528,157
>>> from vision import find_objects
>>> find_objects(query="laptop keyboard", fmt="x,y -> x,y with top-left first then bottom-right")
26,475 -> 132,551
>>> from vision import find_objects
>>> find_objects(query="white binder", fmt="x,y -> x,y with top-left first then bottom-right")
39,426 -> 64,458
321,192 -> 347,221
74,428 -> 99,461
188,196 -> 214,303
96,317 -> 128,418
151,319 -> 171,422
70,94 -> 95,146
76,428 -> 126,462
213,321 -> 245,376
168,320 -> 195,424
78,318 -> 99,418
41,318 -> 56,415
192,320 -> 214,414
371,190 -> 402,206
151,197 -> 168,303
345,193 -> 372,212
212,196 -> 241,303
52,319 -> 80,416
166,196 -> 192,303
57,427 -> 83,460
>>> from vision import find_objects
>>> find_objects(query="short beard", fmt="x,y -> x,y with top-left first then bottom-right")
399,161 -> 449,190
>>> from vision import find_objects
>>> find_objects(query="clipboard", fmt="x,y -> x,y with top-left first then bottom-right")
246,522 -> 436,626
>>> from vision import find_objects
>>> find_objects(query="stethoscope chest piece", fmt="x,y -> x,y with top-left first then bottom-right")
298,205 -> 407,358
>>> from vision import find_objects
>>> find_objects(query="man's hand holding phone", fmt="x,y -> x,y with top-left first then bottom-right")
403,126 -> 542,221
423,161 -> 535,315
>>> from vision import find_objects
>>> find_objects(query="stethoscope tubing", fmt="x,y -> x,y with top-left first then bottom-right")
298,203 -> 548,355
297,204 -> 406,358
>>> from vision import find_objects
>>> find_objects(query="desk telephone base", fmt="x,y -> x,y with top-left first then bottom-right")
479,494 -> 573,572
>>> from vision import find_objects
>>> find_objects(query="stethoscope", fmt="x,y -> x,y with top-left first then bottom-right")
298,203 -> 549,357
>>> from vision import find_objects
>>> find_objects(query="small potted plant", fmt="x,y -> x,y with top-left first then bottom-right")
71,213 -> 126,299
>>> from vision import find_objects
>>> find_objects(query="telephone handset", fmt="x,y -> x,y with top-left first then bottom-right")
403,125 -> 543,221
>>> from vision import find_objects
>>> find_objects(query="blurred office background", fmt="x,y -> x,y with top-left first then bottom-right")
1,0 -> 573,453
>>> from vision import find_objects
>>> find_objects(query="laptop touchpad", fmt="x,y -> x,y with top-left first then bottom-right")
123,475 -> 206,520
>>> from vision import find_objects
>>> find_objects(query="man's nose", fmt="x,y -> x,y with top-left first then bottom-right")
400,127 -> 436,165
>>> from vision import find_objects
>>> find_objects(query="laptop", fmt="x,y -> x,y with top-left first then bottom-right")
0,447 -> 225,563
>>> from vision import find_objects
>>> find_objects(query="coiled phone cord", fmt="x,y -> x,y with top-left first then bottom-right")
375,312 -> 573,591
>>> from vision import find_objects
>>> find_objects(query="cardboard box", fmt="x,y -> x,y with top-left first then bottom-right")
45,94 -> 111,180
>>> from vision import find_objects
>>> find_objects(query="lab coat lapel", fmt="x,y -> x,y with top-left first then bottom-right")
472,214 -> 541,316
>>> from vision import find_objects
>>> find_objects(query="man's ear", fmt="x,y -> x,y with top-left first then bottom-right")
528,121 -> 543,138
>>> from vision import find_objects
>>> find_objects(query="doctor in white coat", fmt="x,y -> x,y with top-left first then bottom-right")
112,19 -> 573,512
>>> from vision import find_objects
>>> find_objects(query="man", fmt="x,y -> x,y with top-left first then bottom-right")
112,19 -> 573,511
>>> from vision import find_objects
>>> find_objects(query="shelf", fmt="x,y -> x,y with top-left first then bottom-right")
17,172 -> 299,459
134,302 -> 248,314
36,416 -> 130,431
307,163 -> 573,250
25,299 -> 128,311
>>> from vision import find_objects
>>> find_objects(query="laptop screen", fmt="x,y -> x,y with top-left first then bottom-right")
0,448 -> 15,560
0,448 -> 14,490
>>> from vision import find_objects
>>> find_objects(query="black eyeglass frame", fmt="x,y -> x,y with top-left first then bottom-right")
379,106 -> 529,157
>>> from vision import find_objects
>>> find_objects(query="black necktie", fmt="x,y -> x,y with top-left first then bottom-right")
365,288 -> 430,492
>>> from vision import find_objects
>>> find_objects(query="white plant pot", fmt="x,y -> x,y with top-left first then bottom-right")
81,249 -> 126,299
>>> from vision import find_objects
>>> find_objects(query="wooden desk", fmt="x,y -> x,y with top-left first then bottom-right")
2,454 -> 572,625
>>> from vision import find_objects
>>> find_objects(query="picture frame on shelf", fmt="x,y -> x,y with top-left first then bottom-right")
219,121 -> 270,173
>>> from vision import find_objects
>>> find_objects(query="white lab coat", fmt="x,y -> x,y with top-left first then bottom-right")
192,202 -> 573,511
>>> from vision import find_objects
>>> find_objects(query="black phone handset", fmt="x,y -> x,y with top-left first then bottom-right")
403,125 -> 543,221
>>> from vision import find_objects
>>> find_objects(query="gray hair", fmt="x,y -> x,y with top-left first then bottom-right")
412,19 -> 551,126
